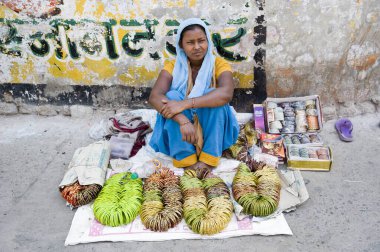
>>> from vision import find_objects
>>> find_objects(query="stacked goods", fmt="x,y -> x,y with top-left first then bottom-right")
232,163 -> 281,217
223,121 -> 259,170
288,145 -> 330,160
226,121 -> 258,158
141,168 -> 183,232
305,99 -> 320,131
60,182 -> 102,208
180,169 -> 233,235
253,104 -> 266,131
93,172 -> 143,227
282,133 -> 323,146
59,141 -> 111,208
286,145 -> 332,171
265,96 -> 322,134
260,133 -> 286,164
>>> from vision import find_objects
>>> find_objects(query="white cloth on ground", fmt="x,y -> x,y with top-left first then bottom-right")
59,141 -> 111,187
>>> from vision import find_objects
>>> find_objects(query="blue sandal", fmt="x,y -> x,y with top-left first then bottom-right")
335,118 -> 353,142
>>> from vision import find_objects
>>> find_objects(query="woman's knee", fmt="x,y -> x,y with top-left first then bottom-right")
198,104 -> 227,115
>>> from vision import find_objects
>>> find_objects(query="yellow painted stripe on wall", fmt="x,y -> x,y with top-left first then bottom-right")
118,66 -> 160,86
10,59 -> 35,83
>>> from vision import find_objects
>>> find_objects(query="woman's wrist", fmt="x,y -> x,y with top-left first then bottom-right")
191,98 -> 195,109
184,98 -> 195,110
180,121 -> 191,126
173,114 -> 190,125
182,99 -> 192,110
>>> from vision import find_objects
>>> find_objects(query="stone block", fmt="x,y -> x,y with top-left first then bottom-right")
338,103 -> 360,118
70,105 -> 93,118
3,92 -> 14,103
62,105 -> 71,116
357,101 -> 377,114
336,84 -> 355,103
371,95 -> 380,105
0,102 -> 18,115
19,104 -> 37,114
115,108 -> 131,115
14,98 -> 23,106
321,106 -> 337,121
36,105 -> 58,116
93,108 -> 115,118
370,96 -> 380,112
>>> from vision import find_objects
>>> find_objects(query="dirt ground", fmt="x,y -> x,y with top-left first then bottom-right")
0,112 -> 379,252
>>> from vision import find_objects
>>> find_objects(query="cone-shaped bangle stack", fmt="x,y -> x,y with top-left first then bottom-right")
141,168 -> 183,232
93,172 -> 143,227
232,163 -> 281,217
60,182 -> 102,207
180,169 -> 233,235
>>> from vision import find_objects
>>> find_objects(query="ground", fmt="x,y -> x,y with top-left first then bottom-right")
0,112 -> 379,252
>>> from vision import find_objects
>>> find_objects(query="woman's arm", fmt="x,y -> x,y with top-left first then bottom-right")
149,70 -> 197,143
148,70 -> 189,123
148,70 -> 172,112
160,70 -> 234,116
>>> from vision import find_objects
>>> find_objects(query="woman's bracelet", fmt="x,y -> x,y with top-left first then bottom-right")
186,98 -> 195,109
180,121 -> 191,126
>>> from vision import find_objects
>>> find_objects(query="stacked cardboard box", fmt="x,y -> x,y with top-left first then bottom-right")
252,95 -> 332,171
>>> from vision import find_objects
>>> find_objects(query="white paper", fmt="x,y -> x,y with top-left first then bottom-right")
65,205 -> 292,246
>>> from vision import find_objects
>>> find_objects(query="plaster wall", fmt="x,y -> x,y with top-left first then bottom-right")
0,0 -> 265,112
266,0 -> 380,117
0,0 -> 258,86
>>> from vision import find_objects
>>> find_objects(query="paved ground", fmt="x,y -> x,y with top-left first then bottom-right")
0,112 -> 379,252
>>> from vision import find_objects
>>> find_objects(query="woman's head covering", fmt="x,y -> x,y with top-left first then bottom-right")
170,18 -> 215,99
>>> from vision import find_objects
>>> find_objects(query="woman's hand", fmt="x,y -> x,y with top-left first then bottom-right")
179,122 -> 197,144
160,99 -> 187,118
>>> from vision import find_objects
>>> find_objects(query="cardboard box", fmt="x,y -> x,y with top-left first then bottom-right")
286,144 -> 333,171
253,104 -> 266,131
263,95 -> 323,134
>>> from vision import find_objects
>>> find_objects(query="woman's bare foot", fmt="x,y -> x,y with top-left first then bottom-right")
194,161 -> 214,178
196,161 -> 213,169
184,163 -> 198,171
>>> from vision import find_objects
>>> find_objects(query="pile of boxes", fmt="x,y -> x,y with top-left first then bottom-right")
253,95 -> 332,171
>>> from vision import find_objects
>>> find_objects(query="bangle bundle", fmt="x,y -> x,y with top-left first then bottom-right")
267,99 -> 321,133
141,168 -> 183,232
223,121 -> 260,172
232,163 -> 281,217
60,182 -> 102,207
180,169 -> 233,235
93,172 -> 143,227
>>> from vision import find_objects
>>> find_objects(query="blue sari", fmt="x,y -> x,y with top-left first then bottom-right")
149,18 -> 239,167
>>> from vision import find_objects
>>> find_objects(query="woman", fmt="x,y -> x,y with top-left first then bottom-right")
149,18 -> 239,175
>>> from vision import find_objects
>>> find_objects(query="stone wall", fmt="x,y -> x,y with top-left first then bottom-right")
266,0 -> 380,119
